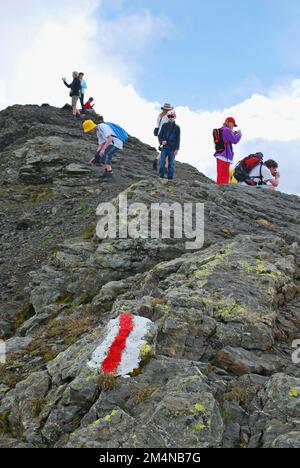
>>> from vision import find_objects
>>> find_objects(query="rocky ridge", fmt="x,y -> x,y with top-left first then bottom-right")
0,105 -> 299,448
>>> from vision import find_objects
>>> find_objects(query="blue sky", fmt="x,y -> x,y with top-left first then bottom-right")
0,0 -> 299,194
99,0 -> 300,110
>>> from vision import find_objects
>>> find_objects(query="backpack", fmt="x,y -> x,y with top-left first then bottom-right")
61,103 -> 73,111
154,117 -> 163,137
213,128 -> 225,153
234,153 -> 264,185
106,122 -> 129,142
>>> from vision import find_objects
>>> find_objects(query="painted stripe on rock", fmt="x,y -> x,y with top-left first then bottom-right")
101,313 -> 133,373
88,314 -> 155,376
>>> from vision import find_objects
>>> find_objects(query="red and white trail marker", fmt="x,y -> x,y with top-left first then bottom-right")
88,314 -> 156,376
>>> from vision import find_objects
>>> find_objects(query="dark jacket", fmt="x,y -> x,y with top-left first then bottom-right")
159,122 -> 181,151
64,78 -> 81,96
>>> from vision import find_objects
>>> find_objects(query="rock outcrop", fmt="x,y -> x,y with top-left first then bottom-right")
0,104 -> 299,448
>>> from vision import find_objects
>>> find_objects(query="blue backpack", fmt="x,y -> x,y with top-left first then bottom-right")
106,122 -> 129,142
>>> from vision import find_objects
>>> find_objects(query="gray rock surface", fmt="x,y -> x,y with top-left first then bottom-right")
0,104 -> 299,448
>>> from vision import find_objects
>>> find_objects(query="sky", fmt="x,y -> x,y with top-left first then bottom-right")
0,0 -> 300,195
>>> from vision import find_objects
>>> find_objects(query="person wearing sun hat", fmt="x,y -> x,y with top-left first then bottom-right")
214,116 -> 242,185
158,109 -> 180,180
82,118 -> 123,182
152,103 -> 174,171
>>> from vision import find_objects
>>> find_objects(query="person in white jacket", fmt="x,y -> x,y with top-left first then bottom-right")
153,103 -> 174,171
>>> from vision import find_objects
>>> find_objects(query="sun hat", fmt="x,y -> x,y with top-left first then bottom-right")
161,103 -> 174,111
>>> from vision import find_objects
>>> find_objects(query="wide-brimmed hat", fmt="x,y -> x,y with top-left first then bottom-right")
161,103 -> 174,111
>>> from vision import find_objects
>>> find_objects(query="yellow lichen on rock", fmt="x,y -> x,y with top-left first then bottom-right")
103,409 -> 118,422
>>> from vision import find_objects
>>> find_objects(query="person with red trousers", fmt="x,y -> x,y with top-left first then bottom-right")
214,117 -> 242,184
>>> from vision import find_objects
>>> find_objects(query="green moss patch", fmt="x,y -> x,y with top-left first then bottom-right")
201,293 -> 246,320
13,303 -> 35,332
241,261 -> 282,279
28,397 -> 46,418
55,292 -> 74,305
82,222 -> 96,240
0,411 -> 10,434
134,386 -> 157,403
97,374 -> 118,392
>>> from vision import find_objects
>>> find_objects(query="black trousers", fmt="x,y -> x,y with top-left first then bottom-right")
80,95 -> 85,110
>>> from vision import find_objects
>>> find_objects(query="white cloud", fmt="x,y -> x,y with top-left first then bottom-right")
99,10 -> 169,54
1,1 -> 300,195
174,84 -> 300,194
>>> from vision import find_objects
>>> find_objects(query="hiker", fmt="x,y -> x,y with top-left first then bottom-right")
62,72 -> 81,117
79,72 -> 87,111
82,119 -> 126,182
158,110 -> 180,180
153,103 -> 174,171
84,97 -> 100,117
213,117 -> 242,184
239,157 -> 280,189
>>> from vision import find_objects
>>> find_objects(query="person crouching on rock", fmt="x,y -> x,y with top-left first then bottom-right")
158,110 -> 180,180
62,72 -> 81,118
84,97 -> 101,118
214,117 -> 242,184
82,119 -> 123,182
242,159 -> 281,190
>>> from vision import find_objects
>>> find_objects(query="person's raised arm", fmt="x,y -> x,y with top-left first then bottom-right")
269,171 -> 280,188
62,79 -> 71,89
223,127 -> 242,145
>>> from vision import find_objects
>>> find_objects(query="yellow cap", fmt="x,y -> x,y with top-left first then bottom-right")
82,120 -> 97,133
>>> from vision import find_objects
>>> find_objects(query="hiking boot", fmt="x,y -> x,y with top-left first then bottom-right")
153,158 -> 158,171
102,171 -> 113,182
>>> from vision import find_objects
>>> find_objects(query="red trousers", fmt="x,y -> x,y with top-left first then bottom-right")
216,158 -> 230,185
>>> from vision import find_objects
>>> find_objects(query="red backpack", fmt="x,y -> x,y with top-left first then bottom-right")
213,128 -> 225,153
234,153 -> 264,185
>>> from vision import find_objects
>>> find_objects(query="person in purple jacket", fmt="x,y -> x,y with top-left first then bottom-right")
214,117 -> 242,184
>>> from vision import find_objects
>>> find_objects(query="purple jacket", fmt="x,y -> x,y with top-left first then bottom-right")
214,126 -> 242,162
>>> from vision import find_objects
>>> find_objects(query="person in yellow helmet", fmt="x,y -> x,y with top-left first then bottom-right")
82,118 -> 123,182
